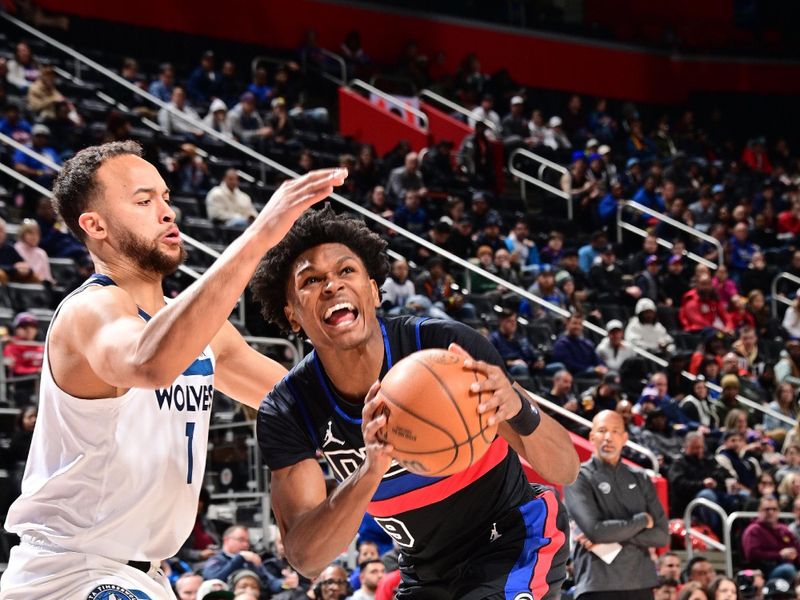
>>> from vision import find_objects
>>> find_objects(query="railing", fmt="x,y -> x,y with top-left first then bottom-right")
508,148 -> 573,219
0,131 -> 62,172
419,89 -> 499,133
617,200 -> 722,270
349,78 -> 429,130
771,272 -> 800,317
319,48 -> 347,85
683,497 -> 730,561
533,392 -> 660,474
5,11 -> 792,430
725,511 -> 794,576
243,336 -> 301,367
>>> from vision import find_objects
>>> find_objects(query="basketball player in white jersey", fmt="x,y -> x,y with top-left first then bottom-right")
0,141 -> 346,600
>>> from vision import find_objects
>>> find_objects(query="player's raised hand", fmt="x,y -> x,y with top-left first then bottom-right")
448,342 -> 521,427
361,380 -> 394,474
254,168 -> 347,244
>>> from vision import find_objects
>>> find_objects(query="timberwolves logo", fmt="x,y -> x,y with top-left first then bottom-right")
513,594 -> 534,600
87,584 -> 144,600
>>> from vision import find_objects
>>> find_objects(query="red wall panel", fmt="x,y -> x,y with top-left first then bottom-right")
36,0 -> 800,103
338,87 -> 428,156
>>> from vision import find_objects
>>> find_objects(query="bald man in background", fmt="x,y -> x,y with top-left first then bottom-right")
565,410 -> 669,600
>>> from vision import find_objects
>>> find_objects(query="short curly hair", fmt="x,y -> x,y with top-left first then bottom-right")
251,205 -> 389,332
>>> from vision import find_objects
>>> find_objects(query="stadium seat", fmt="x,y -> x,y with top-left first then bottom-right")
6,283 -> 52,312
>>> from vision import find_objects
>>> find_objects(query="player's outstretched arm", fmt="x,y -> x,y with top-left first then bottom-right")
66,169 -> 346,390
270,382 -> 392,578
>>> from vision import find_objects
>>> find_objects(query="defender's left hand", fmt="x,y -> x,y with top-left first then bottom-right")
448,343 -> 522,427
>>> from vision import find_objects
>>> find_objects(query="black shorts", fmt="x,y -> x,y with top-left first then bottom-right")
395,487 -> 570,600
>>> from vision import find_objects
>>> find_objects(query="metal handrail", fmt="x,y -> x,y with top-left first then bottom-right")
724,511 -> 795,576
419,89 -> 498,132
7,11 -> 789,430
683,497 -> 730,562
0,131 -> 62,172
243,336 -> 301,367
508,148 -> 573,219
771,272 -> 800,317
616,217 -> 717,270
349,78 -> 429,130
319,48 -> 347,85
617,200 -> 723,270
532,392 -> 660,474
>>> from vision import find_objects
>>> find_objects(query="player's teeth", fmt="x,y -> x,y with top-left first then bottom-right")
324,303 -> 355,320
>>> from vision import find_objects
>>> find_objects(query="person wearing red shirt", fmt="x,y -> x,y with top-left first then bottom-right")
778,201 -> 800,236
679,274 -> 734,334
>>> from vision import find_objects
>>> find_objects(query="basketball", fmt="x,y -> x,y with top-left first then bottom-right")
377,348 -> 497,477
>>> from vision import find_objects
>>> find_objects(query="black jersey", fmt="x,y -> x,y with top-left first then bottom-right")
258,316 -> 536,574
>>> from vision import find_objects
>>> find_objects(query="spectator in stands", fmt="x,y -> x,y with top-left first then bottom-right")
148,63 -> 175,103
7,41 -> 39,91
0,217 -> 37,284
777,199 -> 800,237
552,312 -> 607,376
732,326 -> 765,378
680,273 -> 733,334
346,539 -> 380,592
158,86 -> 203,138
245,65 -> 273,109
639,406 -> 684,466
381,258 -> 415,314
748,289 -> 780,340
0,103 -> 32,143
349,559 -> 385,600
578,231 -> 608,273
353,145 -> 381,201
468,94 -> 501,133
203,525 -> 285,595
386,152 -> 427,206
33,196 -> 89,264
174,572 -> 203,600
764,383 -> 798,436
597,179 -> 624,226
596,320 -> 637,371
715,374 -> 748,425
590,244 -> 640,306
624,297 -> 675,354
712,265 -> 739,308
230,569 -> 262,598
782,292 -> 800,339
458,121 -> 495,188
501,96 -> 529,149
743,496 -> 800,581
561,155 -> 599,230
205,169 -> 257,228
268,97 -> 295,145
26,64 -> 66,121
544,369 -> 578,411
579,372 -> 623,421
565,409 -> 669,600
466,245 -> 499,296
490,309 -> 542,378
741,137 -> 773,176
635,255 -> 665,303
311,563 -> 349,600
689,189 -> 718,234
681,377 -> 720,430
742,251 -> 775,297
474,213 -> 504,253
525,265 -> 567,318
775,341 -> 800,387
779,473 -> 800,512
728,295 -> 756,332
659,256 -> 689,307
716,430 -> 761,495
186,50 -> 220,105
540,231 -> 565,265
196,579 -> 231,599
729,223 -> 760,277
667,431 -> 729,522
203,98 -> 234,138
414,257 -> 473,320
167,143 -> 210,196
685,556 -> 717,589
658,552 -> 683,583
13,219 -> 54,284
393,190 -> 427,236
43,100 -> 83,156
527,109 -> 547,147
708,576 -> 739,600
13,123 -> 61,190
791,498 -> 800,540
3,313 -> 45,403
633,175 -> 665,213
504,217 -> 539,273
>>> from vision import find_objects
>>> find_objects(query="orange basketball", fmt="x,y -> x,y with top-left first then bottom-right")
376,348 -> 498,477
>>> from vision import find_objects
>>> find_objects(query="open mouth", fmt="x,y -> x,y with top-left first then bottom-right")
323,302 -> 359,327
163,228 -> 182,244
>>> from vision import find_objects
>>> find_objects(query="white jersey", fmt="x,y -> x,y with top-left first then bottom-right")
4,274 -> 215,562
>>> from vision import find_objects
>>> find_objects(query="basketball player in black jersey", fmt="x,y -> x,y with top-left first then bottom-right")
253,207 -> 579,600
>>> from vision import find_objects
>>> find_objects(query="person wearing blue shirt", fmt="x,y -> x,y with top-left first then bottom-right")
246,66 -> 273,109
632,176 -> 665,213
147,63 -> 175,103
597,180 -> 624,226
729,222 -> 759,274
504,217 -> 540,273
552,312 -> 607,376
0,104 -> 33,142
490,309 -> 541,377
393,189 -> 428,235
578,230 -> 608,273
186,50 -> 220,105
12,124 -> 61,187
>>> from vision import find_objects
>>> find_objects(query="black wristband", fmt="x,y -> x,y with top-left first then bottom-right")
507,390 -> 541,436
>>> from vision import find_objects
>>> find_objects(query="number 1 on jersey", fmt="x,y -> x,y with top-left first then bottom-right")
185,422 -> 195,484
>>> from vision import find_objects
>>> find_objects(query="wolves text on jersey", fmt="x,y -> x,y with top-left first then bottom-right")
155,383 -> 213,412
